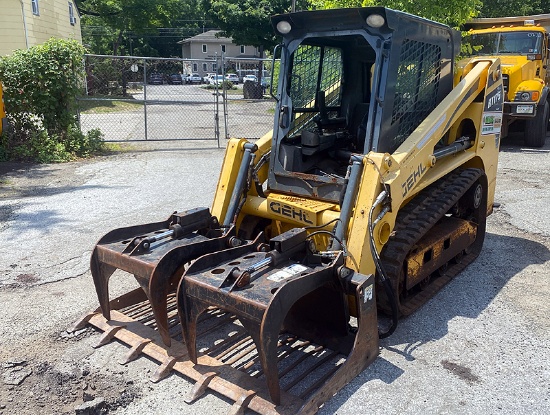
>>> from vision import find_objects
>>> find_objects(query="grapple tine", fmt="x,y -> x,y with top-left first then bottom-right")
90,249 -> 116,321
148,272 -> 172,347
178,293 -> 209,364
240,318 -> 281,405
298,272 -> 379,414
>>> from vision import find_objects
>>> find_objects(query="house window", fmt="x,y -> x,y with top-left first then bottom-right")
31,0 -> 39,15
202,63 -> 208,72
212,63 -> 217,72
193,63 -> 198,72
221,45 -> 226,53
68,2 -> 76,25
202,44 -> 207,53
240,46 -> 245,54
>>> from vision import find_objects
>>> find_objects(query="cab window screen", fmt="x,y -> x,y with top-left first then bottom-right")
288,44 -> 343,137
391,39 -> 441,151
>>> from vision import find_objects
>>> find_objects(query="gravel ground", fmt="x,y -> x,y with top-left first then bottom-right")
0,134 -> 549,415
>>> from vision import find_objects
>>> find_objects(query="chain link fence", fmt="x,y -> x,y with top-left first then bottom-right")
221,56 -> 277,140
78,54 -> 277,144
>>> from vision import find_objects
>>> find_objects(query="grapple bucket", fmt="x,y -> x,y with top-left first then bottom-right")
73,223 -> 380,414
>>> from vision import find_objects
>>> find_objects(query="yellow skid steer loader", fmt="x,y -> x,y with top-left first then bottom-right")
71,7 -> 503,414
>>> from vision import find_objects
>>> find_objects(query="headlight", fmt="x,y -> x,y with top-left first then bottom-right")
276,20 -> 292,35
366,14 -> 385,28
515,91 -> 539,101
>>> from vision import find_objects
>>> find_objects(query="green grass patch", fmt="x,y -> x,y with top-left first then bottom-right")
222,89 -> 243,96
78,96 -> 143,114
103,142 -> 135,153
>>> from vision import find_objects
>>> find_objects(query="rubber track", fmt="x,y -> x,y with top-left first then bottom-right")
379,168 -> 485,316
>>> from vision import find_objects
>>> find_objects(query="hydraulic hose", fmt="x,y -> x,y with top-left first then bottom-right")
368,190 -> 399,339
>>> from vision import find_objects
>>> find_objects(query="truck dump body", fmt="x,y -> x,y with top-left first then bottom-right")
71,7 -> 503,414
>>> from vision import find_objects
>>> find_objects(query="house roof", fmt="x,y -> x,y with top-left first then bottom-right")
178,30 -> 234,45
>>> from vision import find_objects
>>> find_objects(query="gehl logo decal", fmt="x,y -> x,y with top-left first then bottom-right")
269,202 -> 314,224
402,163 -> 426,197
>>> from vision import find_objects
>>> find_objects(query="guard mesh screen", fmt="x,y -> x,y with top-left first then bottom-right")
288,45 -> 343,137
390,39 -> 442,151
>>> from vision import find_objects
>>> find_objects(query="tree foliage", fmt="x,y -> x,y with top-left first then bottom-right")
310,0 -> 482,28
201,1 -> 311,55
311,0 -> 550,27
78,0 -> 205,56
479,0 -> 550,18
0,38 -> 104,162
80,0 -> 550,58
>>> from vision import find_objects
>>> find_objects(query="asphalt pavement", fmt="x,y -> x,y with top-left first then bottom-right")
0,134 -> 549,415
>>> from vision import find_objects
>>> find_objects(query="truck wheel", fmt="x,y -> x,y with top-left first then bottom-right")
525,101 -> 549,147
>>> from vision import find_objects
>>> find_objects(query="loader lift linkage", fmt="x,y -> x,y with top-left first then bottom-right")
70,6 -> 503,414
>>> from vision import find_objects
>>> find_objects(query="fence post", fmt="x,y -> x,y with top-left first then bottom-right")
222,54 -> 229,141
214,53 -> 220,147
143,58 -> 148,140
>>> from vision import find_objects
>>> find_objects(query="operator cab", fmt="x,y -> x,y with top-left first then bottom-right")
268,7 -> 460,203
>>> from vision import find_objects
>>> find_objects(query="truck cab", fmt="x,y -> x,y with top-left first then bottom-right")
459,17 -> 550,147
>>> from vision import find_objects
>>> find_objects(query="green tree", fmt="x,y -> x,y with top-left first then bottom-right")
310,0 -> 482,28
479,0 -> 550,17
201,1 -> 311,56
77,0 -> 204,56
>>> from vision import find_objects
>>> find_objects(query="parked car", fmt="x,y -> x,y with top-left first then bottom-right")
225,73 -> 239,84
209,75 -> 225,86
203,73 -> 216,83
242,74 -> 257,83
168,74 -> 183,85
148,73 -> 163,85
187,73 -> 202,84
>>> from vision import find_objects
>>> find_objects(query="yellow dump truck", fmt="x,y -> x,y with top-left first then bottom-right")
461,14 -> 550,147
